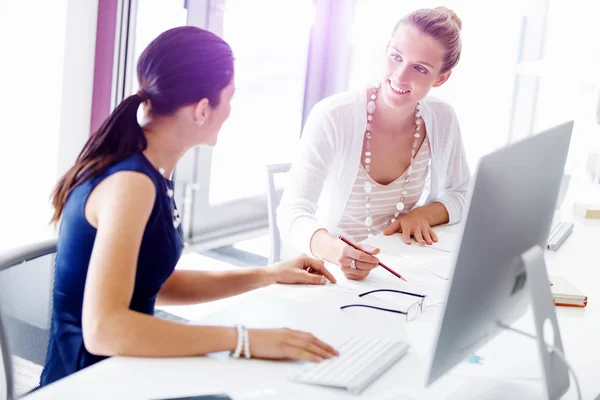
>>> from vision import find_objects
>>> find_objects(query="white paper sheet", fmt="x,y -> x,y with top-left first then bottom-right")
411,255 -> 455,280
361,230 -> 459,256
324,256 -> 448,306
358,226 -> 460,281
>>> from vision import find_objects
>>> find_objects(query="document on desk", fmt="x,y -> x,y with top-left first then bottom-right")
359,228 -> 458,281
361,230 -> 459,256
411,255 -> 455,281
325,254 -> 449,306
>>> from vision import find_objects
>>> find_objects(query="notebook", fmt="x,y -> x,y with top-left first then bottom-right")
549,275 -> 588,307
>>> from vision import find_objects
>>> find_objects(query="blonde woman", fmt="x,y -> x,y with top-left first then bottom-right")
278,7 -> 471,280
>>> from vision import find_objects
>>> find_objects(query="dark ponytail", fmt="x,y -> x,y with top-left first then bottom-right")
50,27 -> 234,223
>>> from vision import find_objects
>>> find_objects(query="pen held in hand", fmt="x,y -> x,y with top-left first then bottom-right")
338,235 -> 408,282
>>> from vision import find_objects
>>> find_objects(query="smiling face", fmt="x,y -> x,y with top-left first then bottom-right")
380,24 -> 452,109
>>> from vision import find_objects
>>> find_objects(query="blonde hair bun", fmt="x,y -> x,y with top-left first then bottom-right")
395,7 -> 463,71
435,6 -> 462,30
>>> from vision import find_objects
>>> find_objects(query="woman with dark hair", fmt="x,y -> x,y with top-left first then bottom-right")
40,26 -> 337,387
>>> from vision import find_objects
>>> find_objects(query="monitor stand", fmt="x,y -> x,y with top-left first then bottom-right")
444,376 -> 544,400
522,245 -> 570,399
443,245 -> 570,400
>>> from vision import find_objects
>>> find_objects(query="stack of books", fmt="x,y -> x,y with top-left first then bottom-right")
549,275 -> 588,307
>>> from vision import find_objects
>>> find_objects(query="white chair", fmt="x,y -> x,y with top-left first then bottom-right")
0,239 -> 57,399
1,312 -> 13,400
265,163 -> 298,264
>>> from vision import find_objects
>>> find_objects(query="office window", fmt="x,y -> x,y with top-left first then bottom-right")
208,0 -> 314,205
530,0 -> 600,177
131,0 -> 188,94
143,0 -> 316,246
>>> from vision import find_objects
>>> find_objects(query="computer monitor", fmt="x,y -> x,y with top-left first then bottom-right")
427,121 -> 574,397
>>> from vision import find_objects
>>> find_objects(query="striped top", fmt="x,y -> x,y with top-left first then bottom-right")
337,139 -> 431,243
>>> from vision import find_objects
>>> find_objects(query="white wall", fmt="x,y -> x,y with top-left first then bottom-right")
0,0 -> 99,328
0,0 -> 98,252
57,0 -> 99,176
0,1 -> 68,252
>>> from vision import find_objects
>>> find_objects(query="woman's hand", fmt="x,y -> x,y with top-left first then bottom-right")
249,328 -> 338,362
308,229 -> 380,281
269,254 -> 337,285
337,243 -> 380,281
384,207 -> 438,245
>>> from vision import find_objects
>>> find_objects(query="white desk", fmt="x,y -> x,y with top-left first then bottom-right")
27,180 -> 600,400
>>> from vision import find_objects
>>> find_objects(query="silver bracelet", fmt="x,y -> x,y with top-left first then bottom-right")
243,326 -> 251,359
231,324 -> 244,358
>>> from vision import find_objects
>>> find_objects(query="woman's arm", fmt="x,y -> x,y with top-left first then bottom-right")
383,105 -> 470,244
157,268 -> 274,306
276,100 -> 337,256
275,101 -> 380,281
432,105 -> 471,224
383,201 -> 449,245
82,174 -> 337,361
82,171 -> 241,357
412,201 -> 449,226
156,255 -> 337,306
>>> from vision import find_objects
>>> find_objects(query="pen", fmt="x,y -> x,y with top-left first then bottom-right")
338,235 -> 408,282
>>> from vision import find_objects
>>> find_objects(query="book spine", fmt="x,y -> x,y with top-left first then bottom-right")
553,300 -> 587,308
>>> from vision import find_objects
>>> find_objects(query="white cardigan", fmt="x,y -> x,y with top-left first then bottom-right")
277,87 -> 471,255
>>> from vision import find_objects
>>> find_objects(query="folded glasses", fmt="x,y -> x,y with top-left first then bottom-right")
340,289 -> 427,321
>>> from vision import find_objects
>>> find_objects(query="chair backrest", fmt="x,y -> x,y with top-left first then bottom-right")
0,239 -> 57,399
1,313 -> 13,400
265,163 -> 291,264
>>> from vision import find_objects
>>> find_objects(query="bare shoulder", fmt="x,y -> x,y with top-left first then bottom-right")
86,171 -> 157,228
98,170 -> 156,196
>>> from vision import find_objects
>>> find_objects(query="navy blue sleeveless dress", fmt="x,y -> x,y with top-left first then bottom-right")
39,152 -> 184,387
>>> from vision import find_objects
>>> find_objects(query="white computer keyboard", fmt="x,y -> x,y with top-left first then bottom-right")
290,336 -> 409,394
547,220 -> 574,251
